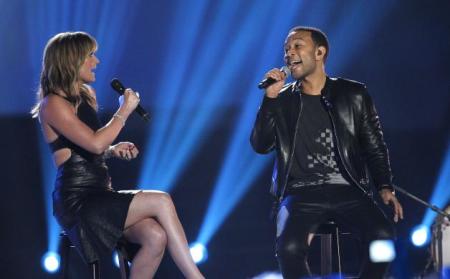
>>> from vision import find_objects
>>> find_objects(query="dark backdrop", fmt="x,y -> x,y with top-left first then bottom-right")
1,0 -> 449,278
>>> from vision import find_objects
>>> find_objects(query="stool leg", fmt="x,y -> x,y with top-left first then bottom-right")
89,261 -> 100,279
321,233 -> 333,275
59,234 -> 71,279
118,248 -> 130,279
335,226 -> 342,274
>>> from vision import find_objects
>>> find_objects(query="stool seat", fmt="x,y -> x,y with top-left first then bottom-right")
59,232 -> 130,279
316,221 -> 339,234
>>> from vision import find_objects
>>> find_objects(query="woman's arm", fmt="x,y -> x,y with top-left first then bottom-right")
41,89 -> 139,155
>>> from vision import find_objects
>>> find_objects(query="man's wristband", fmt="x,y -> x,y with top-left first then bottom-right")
379,184 -> 395,194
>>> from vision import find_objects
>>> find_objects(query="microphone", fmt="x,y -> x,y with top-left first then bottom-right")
257,66 -> 290,89
110,78 -> 150,122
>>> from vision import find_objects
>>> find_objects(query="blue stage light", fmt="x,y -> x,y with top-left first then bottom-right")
113,251 -> 120,268
196,0 -> 302,246
37,127 -> 60,254
113,251 -> 130,269
369,239 -> 396,262
139,0 -> 299,193
189,243 -> 207,264
422,144 -> 450,228
410,225 -> 430,247
42,251 -> 60,273
252,271 -> 283,279
138,0 -> 209,191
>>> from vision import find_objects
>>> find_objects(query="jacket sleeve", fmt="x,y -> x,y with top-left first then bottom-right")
250,95 -> 279,154
359,88 -> 394,191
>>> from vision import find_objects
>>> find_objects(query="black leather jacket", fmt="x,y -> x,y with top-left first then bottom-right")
251,77 -> 394,202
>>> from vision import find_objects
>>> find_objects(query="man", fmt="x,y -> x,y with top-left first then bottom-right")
250,26 -> 404,278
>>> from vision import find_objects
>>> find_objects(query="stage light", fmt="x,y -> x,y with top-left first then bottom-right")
369,240 -> 396,262
410,225 -> 430,247
251,271 -> 283,279
252,271 -> 344,279
139,0 -> 298,194
37,129 -> 60,256
196,0 -> 302,248
422,144 -> 450,228
137,0 -> 210,191
189,243 -> 207,264
113,251 -> 130,269
113,251 -> 120,268
42,251 -> 60,273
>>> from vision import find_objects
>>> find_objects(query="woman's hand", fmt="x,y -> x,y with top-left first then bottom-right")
108,142 -> 139,160
118,88 -> 140,117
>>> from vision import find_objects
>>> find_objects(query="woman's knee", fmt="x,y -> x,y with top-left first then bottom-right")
127,218 -> 167,253
150,222 -> 168,250
143,220 -> 167,252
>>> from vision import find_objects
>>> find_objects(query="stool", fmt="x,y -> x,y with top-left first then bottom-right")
59,232 -> 130,279
313,221 -> 349,276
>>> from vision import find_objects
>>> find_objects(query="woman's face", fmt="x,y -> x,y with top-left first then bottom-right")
79,49 -> 99,84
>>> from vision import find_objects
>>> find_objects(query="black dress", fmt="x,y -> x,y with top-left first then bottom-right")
50,97 -> 135,264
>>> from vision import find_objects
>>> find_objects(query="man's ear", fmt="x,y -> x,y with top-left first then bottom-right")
316,46 -> 326,61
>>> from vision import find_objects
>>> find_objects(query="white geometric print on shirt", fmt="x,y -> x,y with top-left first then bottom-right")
291,128 -> 350,188
306,128 -> 340,173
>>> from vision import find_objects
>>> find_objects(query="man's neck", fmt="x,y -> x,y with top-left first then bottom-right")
300,71 -> 327,95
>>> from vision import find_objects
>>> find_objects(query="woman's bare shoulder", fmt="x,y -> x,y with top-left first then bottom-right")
42,93 -> 71,107
40,94 -> 75,118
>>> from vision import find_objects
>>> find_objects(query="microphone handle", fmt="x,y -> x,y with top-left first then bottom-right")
258,77 -> 277,89
257,66 -> 290,89
135,106 -> 150,122
110,78 -> 150,122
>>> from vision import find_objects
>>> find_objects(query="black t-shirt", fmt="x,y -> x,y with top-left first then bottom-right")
288,93 -> 349,189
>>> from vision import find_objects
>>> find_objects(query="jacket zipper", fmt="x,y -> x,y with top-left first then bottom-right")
279,86 -> 303,202
327,109 -> 368,195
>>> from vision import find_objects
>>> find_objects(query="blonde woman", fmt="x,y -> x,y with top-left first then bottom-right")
32,31 -> 204,279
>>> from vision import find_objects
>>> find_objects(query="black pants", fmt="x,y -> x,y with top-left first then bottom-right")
275,184 -> 395,279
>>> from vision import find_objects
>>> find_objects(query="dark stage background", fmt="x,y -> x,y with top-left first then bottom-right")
1,0 -> 449,278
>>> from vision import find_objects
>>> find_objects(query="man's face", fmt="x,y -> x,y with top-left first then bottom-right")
284,30 -> 320,80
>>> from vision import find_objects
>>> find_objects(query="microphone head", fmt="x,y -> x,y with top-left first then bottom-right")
110,78 -> 125,94
280,66 -> 291,78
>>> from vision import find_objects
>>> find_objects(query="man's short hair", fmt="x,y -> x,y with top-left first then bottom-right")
288,26 -> 330,62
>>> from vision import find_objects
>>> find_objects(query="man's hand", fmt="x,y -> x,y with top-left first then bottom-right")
379,188 -> 404,223
109,142 -> 139,161
264,68 -> 288,98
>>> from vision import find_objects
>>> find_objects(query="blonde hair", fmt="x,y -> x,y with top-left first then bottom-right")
31,31 -> 97,118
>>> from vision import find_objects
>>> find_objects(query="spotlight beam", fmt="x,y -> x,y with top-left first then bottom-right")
421,142 -> 450,227
37,125 -> 59,253
196,0 -> 302,245
138,0 -> 209,189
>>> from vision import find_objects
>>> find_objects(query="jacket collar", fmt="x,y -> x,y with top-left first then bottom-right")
321,76 -> 333,97
291,75 -> 332,96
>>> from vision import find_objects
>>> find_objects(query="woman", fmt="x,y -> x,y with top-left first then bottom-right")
31,31 -> 204,279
